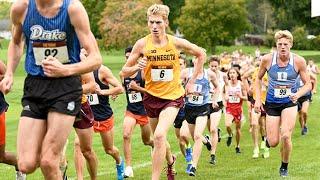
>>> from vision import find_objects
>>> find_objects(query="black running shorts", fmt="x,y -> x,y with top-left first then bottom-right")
21,75 -> 82,120
185,104 -> 210,124
265,101 -> 297,116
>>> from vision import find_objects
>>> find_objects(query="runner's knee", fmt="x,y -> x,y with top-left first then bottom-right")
19,159 -> 38,174
267,138 -> 279,147
123,132 -> 132,141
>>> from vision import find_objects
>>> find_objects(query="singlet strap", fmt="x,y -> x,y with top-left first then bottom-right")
271,52 -> 277,66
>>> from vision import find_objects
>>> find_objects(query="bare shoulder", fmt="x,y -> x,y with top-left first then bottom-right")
68,0 -> 83,12
173,37 -> 189,49
11,0 -> 28,23
260,53 -> 272,67
100,65 -> 112,75
134,38 -> 147,52
293,54 -> 306,64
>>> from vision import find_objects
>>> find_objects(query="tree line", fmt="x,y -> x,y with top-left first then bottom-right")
1,1 -> 319,51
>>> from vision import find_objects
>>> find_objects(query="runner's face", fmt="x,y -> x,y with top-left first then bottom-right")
276,37 -> 292,57
125,52 -> 131,61
229,69 -> 238,80
209,61 -> 219,72
148,15 -> 167,36
179,59 -> 186,70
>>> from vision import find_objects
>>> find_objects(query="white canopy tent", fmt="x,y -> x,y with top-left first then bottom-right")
312,0 -> 320,17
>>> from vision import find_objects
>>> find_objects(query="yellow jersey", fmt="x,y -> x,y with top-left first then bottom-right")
143,34 -> 184,100
252,67 -> 268,103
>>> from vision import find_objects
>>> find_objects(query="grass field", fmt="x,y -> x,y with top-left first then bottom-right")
0,44 -> 320,179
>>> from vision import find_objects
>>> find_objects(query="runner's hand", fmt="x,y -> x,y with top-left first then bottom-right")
185,80 -> 195,95
254,100 -> 261,113
137,57 -> 147,70
42,56 -> 68,77
212,101 -> 219,108
289,93 -> 298,103
128,80 -> 138,90
0,74 -> 13,94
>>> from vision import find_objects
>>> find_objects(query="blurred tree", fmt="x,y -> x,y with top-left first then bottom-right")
0,2 -> 11,19
99,0 -> 161,49
268,0 -> 320,35
162,0 -> 185,31
177,0 -> 250,53
81,0 -> 106,38
246,0 -> 275,34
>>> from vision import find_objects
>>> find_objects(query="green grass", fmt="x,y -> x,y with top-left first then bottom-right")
0,45 -> 320,179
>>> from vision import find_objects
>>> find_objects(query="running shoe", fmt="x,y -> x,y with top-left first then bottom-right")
235,147 -> 241,154
59,163 -> 68,180
188,166 -> 196,176
252,147 -> 259,158
209,154 -> 216,165
262,147 -> 270,159
301,126 -> 308,135
226,136 -> 232,147
166,155 -> 177,180
124,166 -> 134,178
279,168 -> 288,177
203,134 -> 212,151
116,158 -> 125,180
218,128 -> 221,142
260,140 -> 266,150
16,171 -> 26,180
186,163 -> 192,174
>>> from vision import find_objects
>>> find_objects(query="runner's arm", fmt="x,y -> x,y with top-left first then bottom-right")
6,2 -> 26,77
175,38 -> 206,85
99,66 -> 124,96
296,57 -> 312,98
66,0 -> 102,75
81,72 -> 96,94
120,39 -> 145,78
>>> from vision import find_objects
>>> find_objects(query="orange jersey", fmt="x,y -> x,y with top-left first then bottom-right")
143,34 -> 184,100
252,67 -> 268,103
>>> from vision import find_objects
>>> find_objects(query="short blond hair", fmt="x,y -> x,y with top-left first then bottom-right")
147,4 -> 170,21
274,30 -> 293,44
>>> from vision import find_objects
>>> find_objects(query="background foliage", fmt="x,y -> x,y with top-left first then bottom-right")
98,0 -> 161,50
176,0 -> 251,52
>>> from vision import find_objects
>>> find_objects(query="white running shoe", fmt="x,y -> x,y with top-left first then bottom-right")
252,147 -> 259,159
260,140 -> 266,150
16,171 -> 26,180
124,166 -> 134,178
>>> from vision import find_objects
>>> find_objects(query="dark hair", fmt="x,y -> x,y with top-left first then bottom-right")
208,55 -> 220,64
232,64 -> 241,70
125,46 -> 133,54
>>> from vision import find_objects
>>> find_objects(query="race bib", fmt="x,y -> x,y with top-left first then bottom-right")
188,95 -> 204,105
151,65 -> 173,82
128,92 -> 142,103
274,88 -> 291,98
229,96 -> 240,103
87,94 -> 99,105
32,41 -> 70,65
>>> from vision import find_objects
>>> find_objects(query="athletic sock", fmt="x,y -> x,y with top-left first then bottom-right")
266,139 -> 270,148
281,162 -> 288,170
